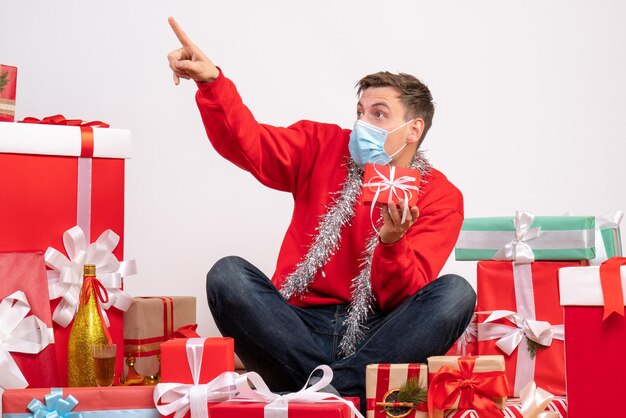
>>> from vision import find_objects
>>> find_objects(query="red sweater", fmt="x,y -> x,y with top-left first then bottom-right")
196,71 -> 464,312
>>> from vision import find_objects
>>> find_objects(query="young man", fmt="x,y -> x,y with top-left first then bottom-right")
167,17 -> 475,409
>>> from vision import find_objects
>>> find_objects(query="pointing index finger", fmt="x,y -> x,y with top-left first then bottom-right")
168,17 -> 193,47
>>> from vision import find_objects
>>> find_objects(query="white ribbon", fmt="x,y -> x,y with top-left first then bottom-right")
477,310 -> 563,356
454,313 -> 477,356
520,381 -> 559,418
493,211 -> 542,263
232,365 -> 364,418
44,226 -> 136,327
364,164 -> 419,232
590,210 -> 624,266
0,291 -> 54,391
154,339 -> 363,418
153,338 -> 240,418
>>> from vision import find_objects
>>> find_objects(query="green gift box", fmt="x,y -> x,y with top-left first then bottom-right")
589,210 -> 623,265
455,211 -> 595,262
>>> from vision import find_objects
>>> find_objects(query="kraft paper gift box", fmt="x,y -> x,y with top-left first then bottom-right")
1,386 -> 159,417
454,211 -> 595,261
0,119 -> 134,385
0,64 -> 17,122
427,356 -> 508,418
589,210 -> 623,265
0,252 -> 58,390
475,260 -> 584,397
365,363 -> 428,418
124,296 -> 197,377
559,257 -> 626,417
361,163 -> 421,208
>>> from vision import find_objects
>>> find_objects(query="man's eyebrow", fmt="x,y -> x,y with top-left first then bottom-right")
356,101 -> 390,110
371,102 -> 390,110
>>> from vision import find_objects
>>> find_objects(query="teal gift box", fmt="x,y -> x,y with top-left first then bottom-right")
455,211 -> 595,262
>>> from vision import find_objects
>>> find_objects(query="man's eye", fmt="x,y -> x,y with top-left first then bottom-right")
375,111 -> 385,119
356,111 -> 363,118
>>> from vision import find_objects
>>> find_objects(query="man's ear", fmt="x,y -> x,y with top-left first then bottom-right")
406,118 -> 425,144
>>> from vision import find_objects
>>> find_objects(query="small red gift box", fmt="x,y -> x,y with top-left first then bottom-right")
0,251 -> 59,389
0,119 -> 132,385
476,261 -> 583,396
1,386 -> 157,416
0,64 -> 17,122
361,163 -> 420,208
365,363 -> 428,418
559,258 -> 626,417
160,337 -> 234,383
209,397 -> 361,418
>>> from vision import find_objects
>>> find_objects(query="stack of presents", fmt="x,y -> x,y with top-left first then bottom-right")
1,63 -> 625,418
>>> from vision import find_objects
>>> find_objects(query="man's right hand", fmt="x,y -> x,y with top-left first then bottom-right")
167,17 -> 220,85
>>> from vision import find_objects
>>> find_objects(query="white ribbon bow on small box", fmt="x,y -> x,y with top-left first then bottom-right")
364,164 -> 419,231
493,211 -> 542,264
0,291 -> 54,390
44,225 -> 136,327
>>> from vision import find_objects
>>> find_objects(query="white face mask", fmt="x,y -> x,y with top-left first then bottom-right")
348,119 -> 413,168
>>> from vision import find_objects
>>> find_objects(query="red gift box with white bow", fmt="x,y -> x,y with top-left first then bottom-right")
0,119 -> 134,385
476,260 -> 584,397
361,163 -> 421,208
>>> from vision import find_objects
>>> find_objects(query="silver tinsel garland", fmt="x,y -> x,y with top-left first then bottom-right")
280,151 -> 432,357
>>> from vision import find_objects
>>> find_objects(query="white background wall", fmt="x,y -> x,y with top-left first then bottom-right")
1,0 -> 625,337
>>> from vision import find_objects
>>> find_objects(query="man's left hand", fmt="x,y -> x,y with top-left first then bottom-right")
379,200 -> 419,244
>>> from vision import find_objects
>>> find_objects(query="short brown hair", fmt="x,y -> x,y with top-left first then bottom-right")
356,72 -> 435,143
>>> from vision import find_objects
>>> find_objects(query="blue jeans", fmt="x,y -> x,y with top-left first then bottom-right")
206,256 -> 476,412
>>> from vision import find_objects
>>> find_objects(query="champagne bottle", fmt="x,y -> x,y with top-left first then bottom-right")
67,264 -> 113,386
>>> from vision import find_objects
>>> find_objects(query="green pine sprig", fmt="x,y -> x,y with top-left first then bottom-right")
382,377 -> 428,416
396,377 -> 427,405
527,339 -> 548,359
0,71 -> 8,94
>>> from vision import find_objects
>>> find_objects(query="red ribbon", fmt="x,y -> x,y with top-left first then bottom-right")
78,275 -> 113,343
599,257 -> 626,320
172,324 -> 200,338
19,114 -> 109,158
427,357 -> 509,418
161,297 -> 174,339
19,114 -> 109,128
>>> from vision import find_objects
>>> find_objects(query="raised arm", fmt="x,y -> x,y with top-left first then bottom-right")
167,17 -> 327,193
167,17 -> 219,85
